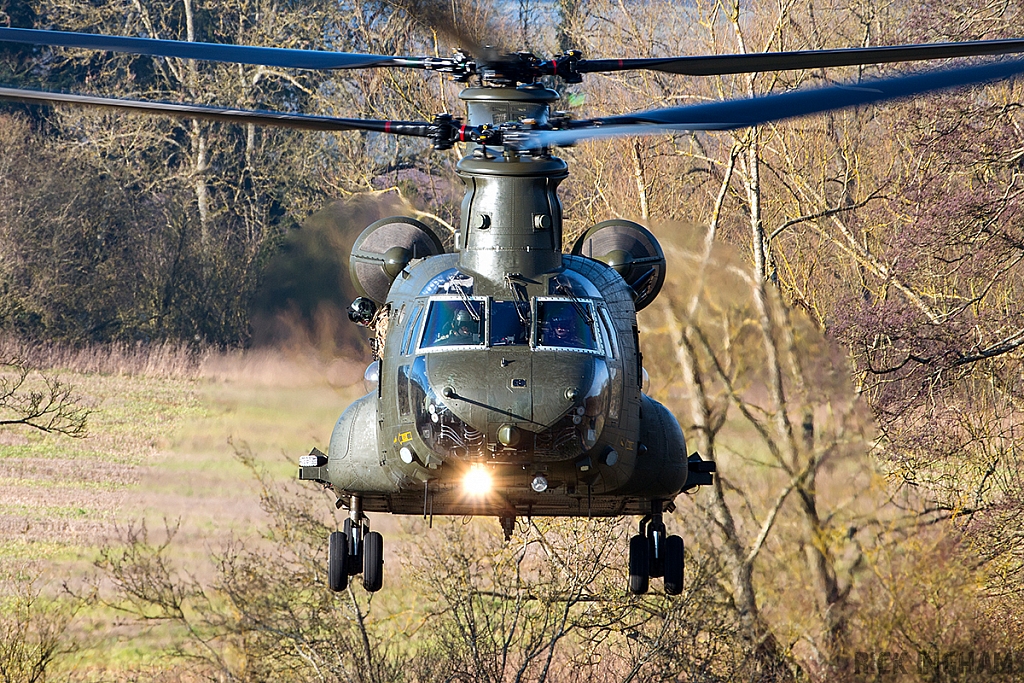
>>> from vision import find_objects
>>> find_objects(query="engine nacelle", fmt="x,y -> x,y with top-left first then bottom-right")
349,216 -> 446,303
571,220 -> 666,311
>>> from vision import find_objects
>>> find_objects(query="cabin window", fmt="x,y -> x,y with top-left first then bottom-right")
536,299 -> 600,352
401,305 -> 424,356
416,296 -> 608,353
490,300 -> 530,346
419,297 -> 486,349
598,306 -> 617,360
396,364 -> 412,417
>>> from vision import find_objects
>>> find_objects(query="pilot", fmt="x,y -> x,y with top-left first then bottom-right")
543,311 -> 580,347
438,308 -> 481,345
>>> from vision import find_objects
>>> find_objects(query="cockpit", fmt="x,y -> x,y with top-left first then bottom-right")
536,298 -> 599,351
419,298 -> 487,348
417,296 -> 603,353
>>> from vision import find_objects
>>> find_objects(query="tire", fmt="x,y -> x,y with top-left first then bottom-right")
664,535 -> 684,596
628,534 -> 650,595
328,531 -> 348,592
363,531 -> 384,592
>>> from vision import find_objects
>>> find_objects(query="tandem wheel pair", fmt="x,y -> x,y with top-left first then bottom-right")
628,501 -> 684,595
328,497 -> 384,592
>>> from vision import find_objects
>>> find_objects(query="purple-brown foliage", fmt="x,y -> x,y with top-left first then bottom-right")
826,83 -> 1024,541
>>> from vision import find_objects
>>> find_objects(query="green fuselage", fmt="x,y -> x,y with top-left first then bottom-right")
308,84 -> 690,517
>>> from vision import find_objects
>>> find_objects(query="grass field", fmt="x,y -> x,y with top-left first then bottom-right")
0,345 -> 372,668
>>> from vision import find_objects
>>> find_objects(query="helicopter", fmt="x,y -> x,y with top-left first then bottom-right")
3,17 -> 1024,596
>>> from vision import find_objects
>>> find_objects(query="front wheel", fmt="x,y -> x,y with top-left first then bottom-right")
663,535 -> 684,596
328,531 -> 348,592
628,534 -> 650,595
363,531 -> 384,592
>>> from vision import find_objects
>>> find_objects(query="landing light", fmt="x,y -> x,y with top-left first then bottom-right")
531,475 -> 549,493
463,464 -> 492,496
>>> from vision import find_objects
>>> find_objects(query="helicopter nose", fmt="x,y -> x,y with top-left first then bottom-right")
424,349 -> 596,432
528,353 -> 595,429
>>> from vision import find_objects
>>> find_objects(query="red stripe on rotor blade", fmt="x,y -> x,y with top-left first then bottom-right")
385,121 -> 392,133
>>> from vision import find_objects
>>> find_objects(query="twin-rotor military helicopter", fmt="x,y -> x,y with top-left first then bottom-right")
4,13 -> 1024,595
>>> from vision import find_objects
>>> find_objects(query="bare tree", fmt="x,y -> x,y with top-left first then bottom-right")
0,358 -> 88,437
3,0 -> 487,344
641,233 -> 874,678
405,514 -> 740,682
0,570 -> 81,683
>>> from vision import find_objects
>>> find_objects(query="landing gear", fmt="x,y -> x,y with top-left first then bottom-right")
363,531 -> 384,591
327,495 -> 384,593
663,534 -> 684,595
628,534 -> 650,595
628,500 -> 684,596
328,530 -> 348,591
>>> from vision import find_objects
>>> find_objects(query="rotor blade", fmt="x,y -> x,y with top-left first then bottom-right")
0,27 -> 425,70
578,37 -> 1024,76
525,57 -> 1024,148
0,86 -> 433,135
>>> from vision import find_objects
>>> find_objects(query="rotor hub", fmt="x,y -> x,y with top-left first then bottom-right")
459,84 -> 559,128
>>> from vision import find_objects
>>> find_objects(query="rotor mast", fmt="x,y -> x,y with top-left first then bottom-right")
455,84 -> 568,283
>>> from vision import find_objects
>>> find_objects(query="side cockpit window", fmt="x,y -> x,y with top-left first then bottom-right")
536,299 -> 600,352
401,305 -> 423,356
420,298 -> 486,349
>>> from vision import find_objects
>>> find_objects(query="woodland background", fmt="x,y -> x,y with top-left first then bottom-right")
2,0 -> 1024,681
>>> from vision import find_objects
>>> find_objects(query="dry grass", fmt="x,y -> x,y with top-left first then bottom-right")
0,339 -> 367,581
0,332 -> 367,384
0,338 -> 373,676
200,346 -> 365,388
0,335 -> 207,379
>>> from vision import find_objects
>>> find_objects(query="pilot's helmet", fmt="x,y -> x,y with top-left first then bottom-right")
453,309 -> 478,335
551,311 -> 574,337
347,297 -> 377,327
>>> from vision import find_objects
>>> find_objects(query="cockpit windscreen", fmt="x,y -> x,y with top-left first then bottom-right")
490,300 -> 530,346
537,299 -> 599,351
420,298 -> 485,348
